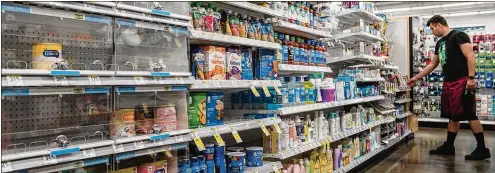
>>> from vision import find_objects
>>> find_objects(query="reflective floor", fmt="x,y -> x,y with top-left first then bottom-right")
365,128 -> 495,173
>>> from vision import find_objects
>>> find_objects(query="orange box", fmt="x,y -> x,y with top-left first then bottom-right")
202,46 -> 226,80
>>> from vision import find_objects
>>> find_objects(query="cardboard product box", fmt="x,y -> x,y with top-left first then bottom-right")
203,46 -> 226,80
137,160 -> 167,173
110,109 -> 136,139
206,92 -> 224,126
155,104 -> 177,132
255,49 -> 277,80
192,47 -> 206,80
226,47 -> 242,80
113,167 -> 137,173
241,48 -> 253,80
188,93 -> 207,129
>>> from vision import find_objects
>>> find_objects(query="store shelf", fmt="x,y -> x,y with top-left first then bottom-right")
87,1 -> 191,21
327,54 -> 385,65
356,77 -> 385,82
263,118 -> 394,160
24,2 -> 191,27
212,2 -> 283,18
336,9 -> 384,26
277,64 -> 333,75
190,30 -> 282,50
376,109 -> 398,115
396,88 -> 412,92
350,64 -> 400,70
273,20 -> 332,39
278,95 -> 385,115
190,80 -> 282,90
395,98 -> 412,104
18,156 -> 110,173
333,131 -> 411,173
1,117 -> 281,172
245,161 -> 283,173
1,76 -> 195,87
1,69 -> 192,77
334,31 -> 384,44
397,112 -> 413,119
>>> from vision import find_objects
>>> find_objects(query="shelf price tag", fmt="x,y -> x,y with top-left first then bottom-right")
272,118 -> 282,134
6,75 -> 23,86
83,3 -> 97,12
113,144 -> 124,153
54,76 -> 69,86
134,76 -> 146,85
88,76 -> 101,85
82,149 -> 96,158
248,81 -> 261,97
272,81 -> 282,95
272,163 -> 281,173
154,139 -> 164,146
202,80 -> 210,88
258,120 -> 270,136
163,146 -> 173,158
260,82 -> 271,97
211,127 -> 225,146
213,81 -> 221,88
231,80 -> 238,87
190,130 -> 206,151
134,141 -> 145,149
2,162 -> 12,172
42,155 -> 58,165
176,77 -> 185,84
230,126 -> 243,143
175,135 -> 184,142
154,76 -> 164,84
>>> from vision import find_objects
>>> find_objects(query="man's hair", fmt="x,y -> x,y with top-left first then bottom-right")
426,15 -> 448,27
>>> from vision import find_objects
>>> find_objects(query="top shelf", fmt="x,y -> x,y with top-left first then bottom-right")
273,20 -> 333,39
336,9 -> 383,26
214,2 -> 284,18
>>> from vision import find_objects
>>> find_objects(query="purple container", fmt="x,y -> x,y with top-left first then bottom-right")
321,88 -> 336,102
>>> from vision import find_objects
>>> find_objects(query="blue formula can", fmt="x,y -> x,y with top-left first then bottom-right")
246,147 -> 263,167
215,145 -> 226,173
226,152 -> 246,173
226,147 -> 245,152
203,143 -> 215,173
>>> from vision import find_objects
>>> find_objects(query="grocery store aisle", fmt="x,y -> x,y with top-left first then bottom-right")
365,128 -> 495,173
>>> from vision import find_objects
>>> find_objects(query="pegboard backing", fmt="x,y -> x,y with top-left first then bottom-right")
1,10 -> 113,69
114,21 -> 189,72
1,94 -> 111,153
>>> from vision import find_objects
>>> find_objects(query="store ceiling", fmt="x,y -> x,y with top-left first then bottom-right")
374,1 -> 495,17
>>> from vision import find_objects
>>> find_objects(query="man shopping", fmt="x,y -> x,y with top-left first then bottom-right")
408,15 -> 490,160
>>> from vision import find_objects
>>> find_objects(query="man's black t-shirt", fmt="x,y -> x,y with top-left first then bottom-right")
434,30 -> 471,81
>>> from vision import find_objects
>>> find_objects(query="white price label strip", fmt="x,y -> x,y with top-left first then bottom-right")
88,76 -> 101,85
113,144 -> 124,153
134,141 -> 145,149
2,162 -> 12,172
43,155 -> 58,165
154,76 -> 164,84
6,75 -> 24,86
54,76 -> 68,86
154,139 -> 165,146
175,135 -> 184,142
231,80 -> 238,87
134,76 -> 146,85
202,81 -> 210,88
176,77 -> 185,84
82,149 -> 96,158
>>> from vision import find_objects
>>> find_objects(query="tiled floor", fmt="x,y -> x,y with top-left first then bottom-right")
365,128 -> 495,173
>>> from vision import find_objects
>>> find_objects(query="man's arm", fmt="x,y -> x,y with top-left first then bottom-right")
412,54 -> 440,80
460,43 -> 476,77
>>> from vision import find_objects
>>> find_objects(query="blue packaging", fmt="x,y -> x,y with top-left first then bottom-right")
241,90 -> 252,109
215,145 -> 226,173
206,92 -> 224,126
280,34 -> 288,63
241,49 -> 253,80
192,47 -> 205,80
251,90 -> 263,109
181,157 -> 192,173
244,114 -> 276,119
226,152 -> 246,173
198,155 -> 207,173
246,147 -> 263,167
191,157 -> 200,173
256,49 -> 277,80
231,92 -> 242,109
203,143 -> 215,173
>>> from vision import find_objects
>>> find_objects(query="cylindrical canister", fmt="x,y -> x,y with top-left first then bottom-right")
245,147 -> 263,167
32,43 -> 62,70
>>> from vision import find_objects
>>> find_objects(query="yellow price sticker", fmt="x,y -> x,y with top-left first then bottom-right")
230,126 -> 243,143
260,82 -> 271,97
258,120 -> 270,136
190,131 -> 206,151
272,163 -> 281,173
249,81 -> 261,97
272,118 -> 282,134
211,128 -> 225,146
273,85 -> 282,95
163,146 -> 173,158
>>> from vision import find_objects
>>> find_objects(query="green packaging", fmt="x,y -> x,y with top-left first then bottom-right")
188,92 -> 207,128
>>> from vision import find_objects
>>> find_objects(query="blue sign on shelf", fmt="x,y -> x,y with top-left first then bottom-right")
84,87 -> 110,94
50,147 -> 80,156
171,86 -> 188,91
149,133 -> 170,141
50,70 -> 81,76
84,157 -> 109,166
116,151 -> 136,161
2,4 -> 31,14
116,87 -> 136,93
116,19 -> 137,27
151,9 -> 170,16
151,72 -> 171,77
85,15 -> 111,24
2,88 -> 30,96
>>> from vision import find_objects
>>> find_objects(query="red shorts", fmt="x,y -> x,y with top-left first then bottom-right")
440,77 -> 477,121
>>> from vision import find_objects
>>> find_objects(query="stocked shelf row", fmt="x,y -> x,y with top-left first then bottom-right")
334,31 -> 384,45
327,55 -> 386,65
190,80 -> 282,90
332,131 -> 412,173
263,117 -> 394,160
350,64 -> 400,71
278,95 -> 386,115
1,117 -> 281,172
278,64 -> 333,75
355,77 -> 385,82
336,9 -> 384,26
189,30 -> 282,50
273,20 -> 333,39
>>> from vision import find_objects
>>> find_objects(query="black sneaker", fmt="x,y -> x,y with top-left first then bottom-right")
465,147 -> 491,160
429,142 -> 455,155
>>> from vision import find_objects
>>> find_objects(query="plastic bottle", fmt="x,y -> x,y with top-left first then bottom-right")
289,118 -> 296,147
314,111 -> 320,140
198,155 -> 207,173
320,42 -> 327,66
320,111 -> 328,138
288,77 -> 298,103
299,159 -> 306,173
288,35 -> 295,64
292,36 -> 300,65
280,33 -> 288,64
304,158 -> 311,173
309,4 -> 314,28
280,77 -> 289,104
328,112 -> 334,136
307,40 -> 314,66
297,77 -> 306,103
304,114 -> 310,143
286,162 -> 294,173
295,116 -> 304,144
300,38 -> 307,65
213,7 -> 222,34
304,77 -> 315,104
304,2 -> 310,27
292,159 -> 301,173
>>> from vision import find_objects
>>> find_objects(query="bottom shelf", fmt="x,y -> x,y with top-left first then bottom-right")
333,131 -> 412,173
246,161 -> 283,173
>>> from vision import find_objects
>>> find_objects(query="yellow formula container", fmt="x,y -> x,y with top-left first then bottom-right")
32,43 -> 62,70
